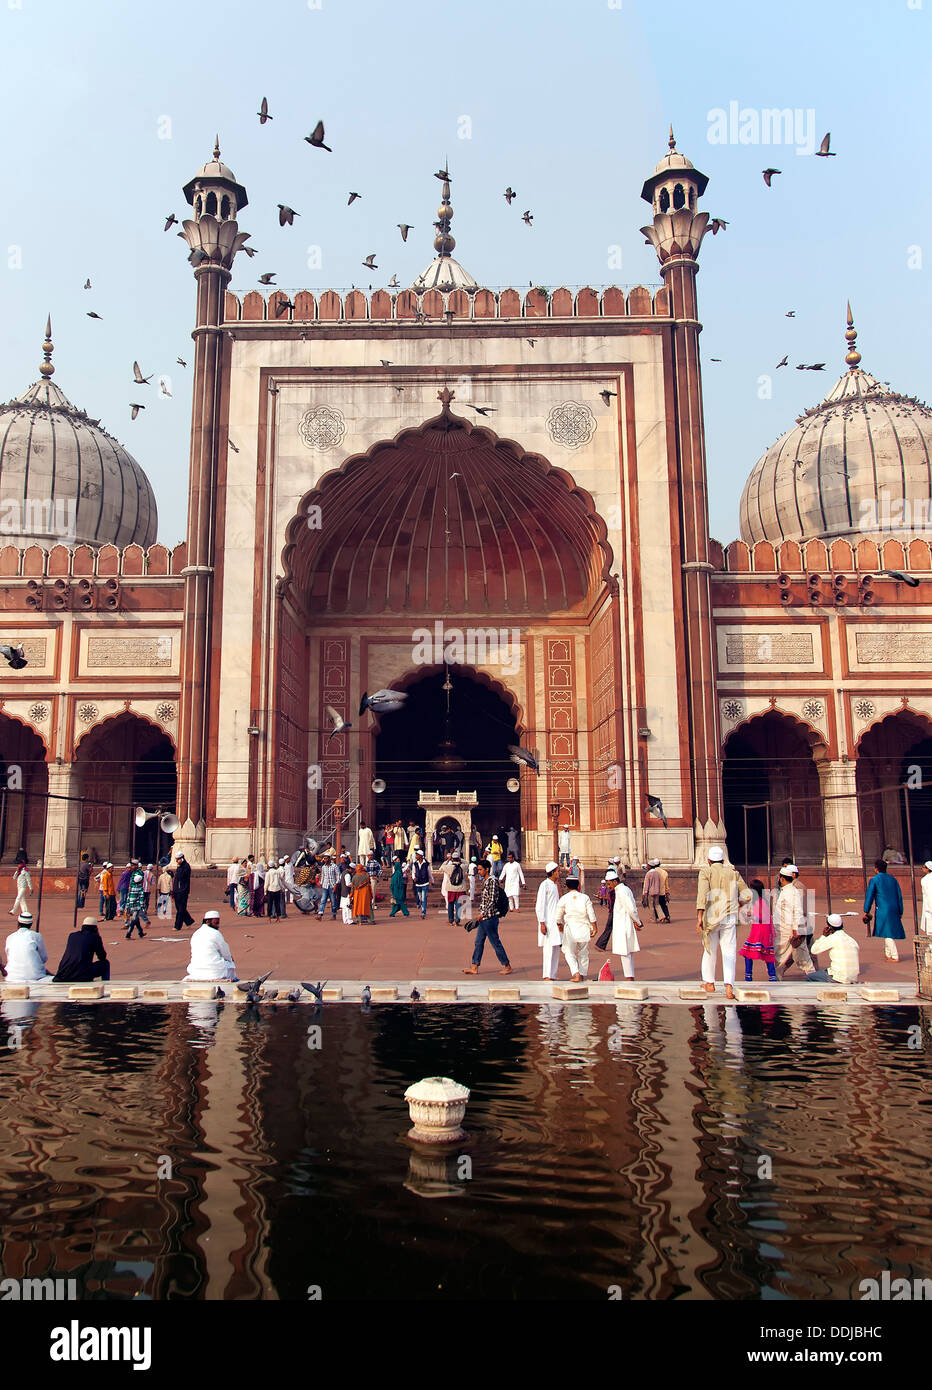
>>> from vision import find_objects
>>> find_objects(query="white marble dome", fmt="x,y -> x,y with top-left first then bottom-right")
739,355 -> 932,545
0,332 -> 158,549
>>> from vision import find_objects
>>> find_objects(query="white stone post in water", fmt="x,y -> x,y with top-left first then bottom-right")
404,1076 -> 470,1144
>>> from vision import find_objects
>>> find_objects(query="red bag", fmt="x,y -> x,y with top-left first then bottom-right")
598,960 -> 614,982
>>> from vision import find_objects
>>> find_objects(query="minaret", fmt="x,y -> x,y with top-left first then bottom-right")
640,130 -> 724,861
174,141 -> 250,864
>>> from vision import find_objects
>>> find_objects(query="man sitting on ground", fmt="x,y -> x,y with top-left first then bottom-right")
808,913 -> 861,985
185,910 -> 237,982
53,917 -> 110,982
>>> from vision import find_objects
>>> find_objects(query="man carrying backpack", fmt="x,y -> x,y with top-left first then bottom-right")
442,851 -> 467,924
462,860 -> 512,975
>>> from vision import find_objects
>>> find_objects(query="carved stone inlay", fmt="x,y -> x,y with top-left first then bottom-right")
86,637 -> 172,668
155,702 -> 176,722
725,632 -> 814,665
854,699 -> 876,721
546,401 -> 596,450
856,632 -> 932,664
77,702 -> 99,723
802,698 -> 824,720
28,703 -> 48,723
299,405 -> 346,451
722,698 -> 744,722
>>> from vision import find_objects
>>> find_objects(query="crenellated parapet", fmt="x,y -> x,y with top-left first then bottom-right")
713,535 -> 932,578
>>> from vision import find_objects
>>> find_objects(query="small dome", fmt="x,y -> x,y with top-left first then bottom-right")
411,255 -> 478,291
739,354 -> 932,545
0,335 -> 157,549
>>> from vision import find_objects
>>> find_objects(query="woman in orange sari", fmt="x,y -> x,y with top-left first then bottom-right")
351,862 -> 373,925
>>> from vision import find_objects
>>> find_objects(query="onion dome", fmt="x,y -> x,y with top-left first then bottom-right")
412,168 -> 478,292
640,127 -> 709,207
739,305 -> 932,544
0,319 -> 158,548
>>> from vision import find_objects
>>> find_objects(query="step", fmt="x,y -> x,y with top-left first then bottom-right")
817,988 -> 848,1002
552,983 -> 588,1000
614,984 -> 648,1000
68,984 -> 104,1001
860,987 -> 900,1003
1,984 -> 29,999
321,987 -> 343,1001
735,987 -> 771,1003
424,987 -> 458,1002
141,987 -> 169,1001
182,985 -> 219,1000
679,987 -> 709,1000
370,986 -> 398,1002
109,985 -> 138,1000
488,986 -> 521,1002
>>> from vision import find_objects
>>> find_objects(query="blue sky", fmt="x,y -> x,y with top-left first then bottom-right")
0,0 -> 928,544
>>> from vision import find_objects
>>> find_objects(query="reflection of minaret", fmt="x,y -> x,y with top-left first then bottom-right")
431,666 -> 466,774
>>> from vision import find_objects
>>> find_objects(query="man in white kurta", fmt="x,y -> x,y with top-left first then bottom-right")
555,876 -> 596,982
501,853 -> 526,911
185,911 -> 237,981
535,861 -> 562,979
608,869 -> 641,978
357,821 -> 376,863
921,861 -> 932,936
3,911 -> 53,983
695,847 -> 751,999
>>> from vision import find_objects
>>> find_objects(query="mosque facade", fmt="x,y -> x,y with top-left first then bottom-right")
0,136 -> 929,870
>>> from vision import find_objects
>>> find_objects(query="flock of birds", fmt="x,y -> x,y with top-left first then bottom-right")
232,973 -> 421,1017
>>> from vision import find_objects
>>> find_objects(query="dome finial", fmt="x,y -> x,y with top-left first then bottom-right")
845,299 -> 861,370
39,314 -> 54,379
213,135 -> 221,160
432,160 -> 455,259
668,124 -> 676,150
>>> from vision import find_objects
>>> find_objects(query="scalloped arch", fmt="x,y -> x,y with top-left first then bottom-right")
723,705 -> 829,761
0,708 -> 50,756
854,705 -> 932,754
73,708 -> 177,757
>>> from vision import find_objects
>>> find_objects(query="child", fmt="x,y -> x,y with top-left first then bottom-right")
739,878 -> 776,982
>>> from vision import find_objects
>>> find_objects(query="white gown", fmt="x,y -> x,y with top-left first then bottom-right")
185,925 -> 236,981
4,928 -> 52,983
921,873 -> 932,935
535,878 -> 561,944
610,883 -> 641,957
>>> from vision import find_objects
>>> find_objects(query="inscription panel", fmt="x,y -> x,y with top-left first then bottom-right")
725,632 -> 814,665
855,631 -> 932,665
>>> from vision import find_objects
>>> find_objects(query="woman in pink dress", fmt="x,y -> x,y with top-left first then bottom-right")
739,878 -> 776,982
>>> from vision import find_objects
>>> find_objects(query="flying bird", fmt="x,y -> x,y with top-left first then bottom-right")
785,310 -> 796,317
815,131 -> 836,157
388,274 -> 400,288
237,970 -> 273,1003
132,361 -> 153,385
243,245 -> 258,258
326,705 -> 351,740
304,120 -> 331,151
527,338 -> 537,347
504,187 -> 516,204
883,569 -> 920,587
348,191 -> 361,205
130,403 -> 145,420
278,205 -> 299,226
709,357 -> 722,362
86,311 -> 103,320
159,380 -> 172,398
397,223 -> 412,241
83,279 -> 91,289
362,254 -> 378,269
257,96 -> 272,124
508,745 -> 540,774
275,298 -> 295,316
762,168 -> 781,186
258,272 -> 277,285
434,166 -> 451,181
188,249 -> 208,266
177,357 -> 187,367
709,218 -> 729,234
600,389 -> 617,406
164,213 -> 178,231
0,644 -> 27,670
646,794 -> 667,828
359,689 -> 408,716
804,363 -> 826,371
522,210 -> 533,225
228,440 -> 239,453
301,981 -> 327,1003
379,359 -> 392,367
468,404 -> 496,415
776,355 -> 788,369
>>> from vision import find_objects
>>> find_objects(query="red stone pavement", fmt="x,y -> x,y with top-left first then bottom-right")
6,871 -> 921,987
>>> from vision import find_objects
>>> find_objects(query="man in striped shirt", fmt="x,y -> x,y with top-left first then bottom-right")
809,914 -> 861,984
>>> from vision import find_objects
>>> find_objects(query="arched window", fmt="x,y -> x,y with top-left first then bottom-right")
659,187 -> 670,213
195,195 -> 202,217
673,183 -> 686,210
205,191 -> 218,216
220,195 -> 231,219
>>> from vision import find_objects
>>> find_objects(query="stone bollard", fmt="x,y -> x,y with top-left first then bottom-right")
404,1076 -> 470,1144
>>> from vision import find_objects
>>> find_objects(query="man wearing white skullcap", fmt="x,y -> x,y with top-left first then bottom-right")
921,862 -> 932,936
695,847 -> 752,998
185,909 -> 237,982
809,912 -> 860,985
774,864 -> 816,980
536,862 -> 562,979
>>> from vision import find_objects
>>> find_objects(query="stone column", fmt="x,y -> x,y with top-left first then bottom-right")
818,759 -> 862,868
43,763 -> 82,869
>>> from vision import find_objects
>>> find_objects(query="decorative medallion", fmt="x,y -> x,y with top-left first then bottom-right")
722,698 -> 744,722
77,702 -> 99,723
854,699 -> 876,721
802,698 -> 824,720
546,401 -> 596,450
299,405 -> 346,451
28,703 -> 48,723
155,702 -> 176,722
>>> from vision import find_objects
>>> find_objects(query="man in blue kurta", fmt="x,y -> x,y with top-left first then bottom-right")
863,859 -> 906,962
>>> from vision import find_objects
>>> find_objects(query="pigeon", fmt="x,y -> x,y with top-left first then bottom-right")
646,795 -> 667,828
285,987 -> 302,1003
257,96 -> 272,124
164,213 -> 178,231
278,205 -> 299,226
508,744 -> 540,774
304,120 -> 331,151
216,987 -> 225,999
0,644 -> 27,670
815,132 -> 836,157
361,985 -> 371,1009
883,569 -> 920,587
348,191 -> 361,205
709,358 -> 722,363
776,355 -> 788,369
228,440 -> 239,453
326,705 -> 351,740
805,363 -> 826,371
522,210 -> 533,224
189,249 -> 208,267
410,987 -> 420,1001
388,274 -> 400,288
132,361 -> 153,385
130,403 -> 146,420
527,338 -> 537,347
159,380 -> 172,398
237,970 -> 273,1003
467,404 -> 496,415
268,384 -> 279,396
600,389 -> 617,406
359,689 -> 408,716
83,279 -> 91,289
177,357 -> 187,367
362,254 -> 378,270
785,310 -> 796,317
258,272 -> 277,285
87,311 -> 103,320
301,981 -> 327,1003
397,223 -> 412,241
709,218 -> 729,234
762,168 -> 781,186
434,166 -> 451,181
275,298 -> 295,316
379,359 -> 392,367
504,187 -> 516,204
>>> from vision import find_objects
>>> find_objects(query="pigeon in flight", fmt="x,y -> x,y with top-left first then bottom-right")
802,363 -> 826,371
164,213 -> 178,232
388,274 -> 400,288
359,689 -> 408,716
237,969 -> 273,1003
379,359 -> 392,367
522,210 -> 533,225
326,705 -> 351,740
504,187 -> 516,204
275,298 -> 295,316
301,981 -> 327,1003
83,279 -> 91,289
257,96 -> 272,124
258,272 -> 277,285
305,120 -> 331,151
600,389 -> 617,406
278,205 -> 299,225
397,223 -> 412,241
434,166 -> 451,181
228,440 -> 239,453
785,310 -> 796,317
467,404 -> 496,416
86,311 -> 103,320
762,168 -> 781,187
189,249 -> 208,266
815,132 -> 836,157
243,245 -> 258,258
776,355 -> 788,369
508,745 -> 540,774
132,361 -> 153,385
362,254 -> 378,270
159,380 -> 172,398
527,339 -> 537,347
709,358 -> 722,363
130,403 -> 146,420
348,191 -> 362,205
883,569 -> 920,587
177,357 -> 187,367
646,795 -> 667,828
709,218 -> 729,234
0,644 -> 27,670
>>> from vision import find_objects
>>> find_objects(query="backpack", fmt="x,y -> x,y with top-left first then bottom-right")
450,863 -> 464,887
495,882 -> 509,917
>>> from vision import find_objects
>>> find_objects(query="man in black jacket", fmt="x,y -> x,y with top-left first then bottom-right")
172,853 -> 194,931
75,853 -> 91,909
53,917 -> 110,982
